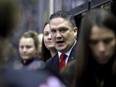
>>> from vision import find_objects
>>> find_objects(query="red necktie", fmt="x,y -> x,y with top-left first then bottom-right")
59,53 -> 67,71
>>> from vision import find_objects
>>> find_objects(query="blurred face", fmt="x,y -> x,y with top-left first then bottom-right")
89,26 -> 116,64
44,24 -> 55,50
50,17 -> 77,53
19,37 -> 37,60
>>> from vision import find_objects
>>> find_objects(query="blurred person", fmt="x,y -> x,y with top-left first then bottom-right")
0,0 -> 19,69
62,9 -> 116,87
0,0 -> 19,86
41,23 -> 57,62
16,31 -> 45,70
46,11 -> 78,73
0,0 -> 66,87
2,68 -> 66,87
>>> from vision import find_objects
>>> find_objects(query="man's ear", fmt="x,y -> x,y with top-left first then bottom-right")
73,27 -> 78,39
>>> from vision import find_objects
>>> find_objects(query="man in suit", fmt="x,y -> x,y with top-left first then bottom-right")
46,11 -> 78,73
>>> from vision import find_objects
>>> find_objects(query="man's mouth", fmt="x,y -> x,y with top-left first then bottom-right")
56,41 -> 64,45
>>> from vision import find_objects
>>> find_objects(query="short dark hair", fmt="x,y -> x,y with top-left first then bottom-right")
22,31 -> 39,50
49,11 -> 76,28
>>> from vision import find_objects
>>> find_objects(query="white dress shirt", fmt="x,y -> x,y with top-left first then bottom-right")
58,41 -> 77,64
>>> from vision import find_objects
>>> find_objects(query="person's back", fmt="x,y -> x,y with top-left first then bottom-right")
0,0 -> 19,86
0,0 -> 18,69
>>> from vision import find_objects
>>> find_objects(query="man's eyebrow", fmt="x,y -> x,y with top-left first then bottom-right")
58,27 -> 68,29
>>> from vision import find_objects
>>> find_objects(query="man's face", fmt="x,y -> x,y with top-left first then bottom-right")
19,37 -> 37,60
89,26 -> 116,64
50,17 -> 77,53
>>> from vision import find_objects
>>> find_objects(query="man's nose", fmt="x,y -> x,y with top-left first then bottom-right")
56,31 -> 62,39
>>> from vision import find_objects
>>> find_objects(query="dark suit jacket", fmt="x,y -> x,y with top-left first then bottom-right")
45,42 -> 78,73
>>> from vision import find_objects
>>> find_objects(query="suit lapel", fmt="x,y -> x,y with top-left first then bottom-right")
68,42 -> 78,63
51,42 -> 78,72
52,54 -> 59,73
